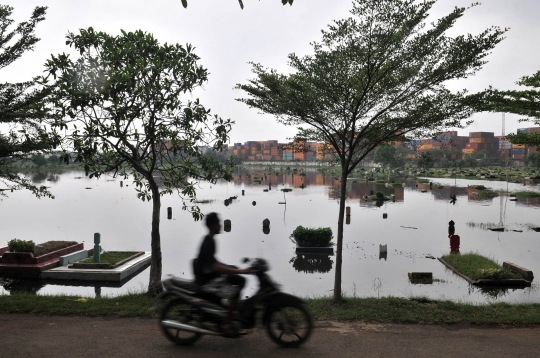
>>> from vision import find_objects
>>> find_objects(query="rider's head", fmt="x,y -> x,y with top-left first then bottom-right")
205,212 -> 221,235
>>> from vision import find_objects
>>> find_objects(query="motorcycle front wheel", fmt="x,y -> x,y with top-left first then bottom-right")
265,303 -> 312,348
160,299 -> 202,345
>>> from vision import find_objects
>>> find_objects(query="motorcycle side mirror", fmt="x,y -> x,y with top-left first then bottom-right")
242,257 -> 250,263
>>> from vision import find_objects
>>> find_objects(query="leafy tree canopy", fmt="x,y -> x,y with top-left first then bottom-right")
0,5 -> 59,198
46,28 -> 233,294
485,71 -> 540,148
236,0 -> 506,302
374,144 -> 403,171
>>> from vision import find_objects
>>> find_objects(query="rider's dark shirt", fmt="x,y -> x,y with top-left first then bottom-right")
197,234 -> 220,285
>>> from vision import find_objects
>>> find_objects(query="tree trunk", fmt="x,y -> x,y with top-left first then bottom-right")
333,168 -> 348,303
147,177 -> 163,295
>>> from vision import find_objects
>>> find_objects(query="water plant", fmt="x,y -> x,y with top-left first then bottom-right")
7,239 -> 35,253
290,226 -> 334,247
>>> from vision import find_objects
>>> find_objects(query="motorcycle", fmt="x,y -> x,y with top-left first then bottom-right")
158,257 -> 312,348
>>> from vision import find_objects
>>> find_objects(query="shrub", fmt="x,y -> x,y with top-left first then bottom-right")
290,226 -> 334,247
7,239 -> 36,253
376,191 -> 384,200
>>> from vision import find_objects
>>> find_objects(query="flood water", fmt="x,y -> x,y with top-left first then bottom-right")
1,167 -> 540,304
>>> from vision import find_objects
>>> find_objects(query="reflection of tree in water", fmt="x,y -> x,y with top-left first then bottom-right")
289,254 -> 333,274
1,278 -> 45,295
31,171 -> 48,184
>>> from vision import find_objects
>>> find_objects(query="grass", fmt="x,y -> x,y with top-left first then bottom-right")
469,185 -> 487,190
1,293 -> 540,326
513,191 -> 540,198
78,252 -> 136,265
441,253 -> 521,280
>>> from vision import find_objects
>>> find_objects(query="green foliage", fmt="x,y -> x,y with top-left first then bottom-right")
79,252 -> 136,264
525,152 -> 540,168
469,185 -> 487,190
485,71 -> 540,150
375,191 -> 384,200
416,152 -> 434,170
374,145 -> 404,171
46,28 -> 233,294
441,253 -> 520,281
290,226 -> 334,247
2,293 -> 540,325
31,154 -> 47,167
7,239 -> 35,253
513,191 -> 540,198
0,5 -> 58,199
236,0 -> 506,302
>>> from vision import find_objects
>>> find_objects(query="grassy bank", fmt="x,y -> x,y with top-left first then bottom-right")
1,293 -> 540,326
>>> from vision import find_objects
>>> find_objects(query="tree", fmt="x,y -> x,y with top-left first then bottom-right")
0,5 -> 59,198
416,152 -> 434,170
31,154 -> 47,168
46,28 -> 233,295
485,71 -> 540,149
374,145 -> 402,174
180,0 -> 293,10
524,152 -> 540,168
236,0 -> 505,302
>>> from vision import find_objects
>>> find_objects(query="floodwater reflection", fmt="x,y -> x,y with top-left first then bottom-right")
289,254 -> 333,274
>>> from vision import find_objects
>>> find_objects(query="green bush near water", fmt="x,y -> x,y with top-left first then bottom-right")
290,226 -> 334,247
513,191 -> 540,198
7,239 -> 35,253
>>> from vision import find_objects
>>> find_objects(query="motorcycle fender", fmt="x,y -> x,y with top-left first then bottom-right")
262,292 -> 305,324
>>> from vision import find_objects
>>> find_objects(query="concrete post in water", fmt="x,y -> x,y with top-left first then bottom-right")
346,206 -> 351,216
93,233 -> 101,263
120,181 -> 123,187
269,183 -> 271,190
263,218 -> 270,228
242,190 -> 245,196
346,216 -> 351,225
383,213 -> 388,219
252,201 -> 256,206
167,207 -> 172,219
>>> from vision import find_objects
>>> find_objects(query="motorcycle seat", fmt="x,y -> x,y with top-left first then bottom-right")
169,276 -> 198,292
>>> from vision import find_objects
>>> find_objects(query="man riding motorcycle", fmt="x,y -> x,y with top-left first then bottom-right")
196,212 -> 252,335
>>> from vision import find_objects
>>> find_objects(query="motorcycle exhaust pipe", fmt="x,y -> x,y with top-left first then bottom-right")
161,320 -> 221,336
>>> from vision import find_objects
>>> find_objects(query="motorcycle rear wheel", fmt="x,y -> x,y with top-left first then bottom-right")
160,299 -> 202,345
265,303 -> 312,348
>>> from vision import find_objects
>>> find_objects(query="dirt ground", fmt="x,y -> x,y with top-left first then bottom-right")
1,314 -> 540,358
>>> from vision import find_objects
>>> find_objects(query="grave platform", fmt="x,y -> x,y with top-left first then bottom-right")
0,243 -> 84,279
41,252 -> 151,282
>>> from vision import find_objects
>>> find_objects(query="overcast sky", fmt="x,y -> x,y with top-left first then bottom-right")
3,0 -> 540,144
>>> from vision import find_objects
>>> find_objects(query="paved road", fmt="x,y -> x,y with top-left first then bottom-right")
1,314 -> 539,358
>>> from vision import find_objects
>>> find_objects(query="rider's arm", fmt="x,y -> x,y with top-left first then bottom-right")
213,261 -> 251,275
